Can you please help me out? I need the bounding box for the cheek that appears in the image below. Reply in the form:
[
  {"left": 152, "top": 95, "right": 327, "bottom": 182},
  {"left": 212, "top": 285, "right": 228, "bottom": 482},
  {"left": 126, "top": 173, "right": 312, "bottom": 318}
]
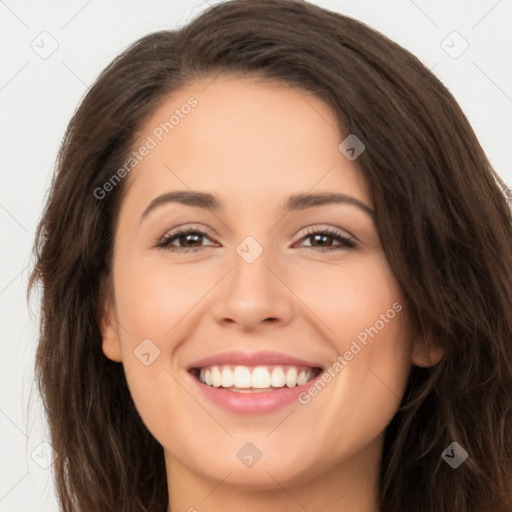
[
  {"left": 111, "top": 256, "right": 200, "bottom": 442},
  {"left": 111, "top": 257, "right": 221, "bottom": 426},
  {"left": 291, "top": 254, "right": 411, "bottom": 439},
  {"left": 289, "top": 252, "right": 405, "bottom": 346},
  {"left": 113, "top": 256, "right": 216, "bottom": 344},
  {"left": 296, "top": 310, "right": 411, "bottom": 467}
]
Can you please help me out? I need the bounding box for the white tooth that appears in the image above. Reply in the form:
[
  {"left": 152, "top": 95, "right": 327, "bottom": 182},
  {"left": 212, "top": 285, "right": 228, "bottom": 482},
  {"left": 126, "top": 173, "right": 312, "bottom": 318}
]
[
  {"left": 270, "top": 367, "right": 286, "bottom": 387},
  {"left": 297, "top": 370, "right": 307, "bottom": 385},
  {"left": 233, "top": 366, "right": 252, "bottom": 388},
  {"left": 204, "top": 369, "right": 212, "bottom": 386},
  {"left": 211, "top": 366, "right": 222, "bottom": 387},
  {"left": 230, "top": 388, "right": 274, "bottom": 393},
  {"left": 251, "top": 366, "right": 271, "bottom": 388},
  {"left": 221, "top": 367, "right": 234, "bottom": 387},
  {"left": 285, "top": 367, "right": 298, "bottom": 387}
]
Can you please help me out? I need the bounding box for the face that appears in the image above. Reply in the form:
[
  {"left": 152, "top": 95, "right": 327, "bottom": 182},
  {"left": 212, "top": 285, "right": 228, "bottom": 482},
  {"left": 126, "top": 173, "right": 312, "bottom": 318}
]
[{"left": 100, "top": 75, "right": 438, "bottom": 494}]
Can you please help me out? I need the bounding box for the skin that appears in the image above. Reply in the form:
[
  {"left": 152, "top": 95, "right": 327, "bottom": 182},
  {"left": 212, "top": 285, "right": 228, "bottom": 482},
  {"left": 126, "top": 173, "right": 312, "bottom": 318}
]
[{"left": 100, "top": 74, "right": 442, "bottom": 512}]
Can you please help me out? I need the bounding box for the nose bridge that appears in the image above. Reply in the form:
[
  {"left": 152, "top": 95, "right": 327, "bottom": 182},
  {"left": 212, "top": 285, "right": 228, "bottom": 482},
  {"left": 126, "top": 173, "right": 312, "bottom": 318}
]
[
  {"left": 211, "top": 226, "right": 295, "bottom": 329},
  {"left": 228, "top": 205, "right": 277, "bottom": 278},
  {"left": 231, "top": 231, "right": 277, "bottom": 297}
]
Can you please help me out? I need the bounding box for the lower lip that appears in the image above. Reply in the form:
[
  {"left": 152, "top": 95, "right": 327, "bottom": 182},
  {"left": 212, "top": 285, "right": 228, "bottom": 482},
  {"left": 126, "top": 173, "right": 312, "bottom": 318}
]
[{"left": 188, "top": 370, "right": 323, "bottom": 415}]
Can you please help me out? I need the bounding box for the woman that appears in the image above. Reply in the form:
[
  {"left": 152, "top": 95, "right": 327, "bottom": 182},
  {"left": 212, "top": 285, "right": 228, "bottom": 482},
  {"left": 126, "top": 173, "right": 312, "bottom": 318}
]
[{"left": 28, "top": 0, "right": 512, "bottom": 511}]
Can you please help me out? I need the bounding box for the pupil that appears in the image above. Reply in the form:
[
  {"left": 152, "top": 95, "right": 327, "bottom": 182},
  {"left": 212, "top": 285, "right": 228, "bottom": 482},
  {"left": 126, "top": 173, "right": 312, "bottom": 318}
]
[
  {"left": 314, "top": 234, "right": 329, "bottom": 246},
  {"left": 182, "top": 233, "right": 201, "bottom": 246}
]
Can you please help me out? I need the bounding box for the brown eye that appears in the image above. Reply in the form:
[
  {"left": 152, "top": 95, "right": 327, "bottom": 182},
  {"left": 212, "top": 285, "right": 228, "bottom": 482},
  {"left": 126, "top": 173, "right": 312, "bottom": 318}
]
[
  {"left": 296, "top": 227, "right": 357, "bottom": 252},
  {"left": 156, "top": 225, "right": 217, "bottom": 252}
]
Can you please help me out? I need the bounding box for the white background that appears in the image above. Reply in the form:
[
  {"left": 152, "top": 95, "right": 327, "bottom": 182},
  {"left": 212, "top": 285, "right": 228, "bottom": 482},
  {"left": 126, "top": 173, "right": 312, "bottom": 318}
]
[{"left": 1, "top": 0, "right": 511, "bottom": 510}]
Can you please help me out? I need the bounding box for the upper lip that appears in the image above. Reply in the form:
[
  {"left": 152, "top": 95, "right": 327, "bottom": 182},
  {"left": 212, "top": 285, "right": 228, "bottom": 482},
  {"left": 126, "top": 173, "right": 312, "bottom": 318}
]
[{"left": 187, "top": 350, "right": 324, "bottom": 370}]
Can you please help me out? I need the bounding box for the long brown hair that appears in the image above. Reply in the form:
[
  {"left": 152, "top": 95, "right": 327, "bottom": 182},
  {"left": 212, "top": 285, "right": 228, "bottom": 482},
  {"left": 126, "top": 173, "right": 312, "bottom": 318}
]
[{"left": 28, "top": 1, "right": 512, "bottom": 510}]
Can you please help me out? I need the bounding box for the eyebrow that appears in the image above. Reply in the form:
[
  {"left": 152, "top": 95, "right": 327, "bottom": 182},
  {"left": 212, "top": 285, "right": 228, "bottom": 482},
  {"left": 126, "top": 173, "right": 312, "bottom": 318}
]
[{"left": 140, "top": 190, "right": 375, "bottom": 222}]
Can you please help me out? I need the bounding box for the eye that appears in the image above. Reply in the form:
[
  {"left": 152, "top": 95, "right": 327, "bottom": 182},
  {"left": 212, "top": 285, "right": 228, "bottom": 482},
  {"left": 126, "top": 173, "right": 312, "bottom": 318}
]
[
  {"left": 156, "top": 224, "right": 217, "bottom": 253},
  {"left": 294, "top": 226, "right": 357, "bottom": 252},
  {"left": 155, "top": 224, "right": 357, "bottom": 253}
]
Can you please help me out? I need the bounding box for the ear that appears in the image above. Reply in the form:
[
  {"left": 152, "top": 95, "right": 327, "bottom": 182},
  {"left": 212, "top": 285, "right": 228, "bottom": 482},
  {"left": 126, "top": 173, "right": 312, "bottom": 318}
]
[
  {"left": 98, "top": 275, "right": 122, "bottom": 362},
  {"left": 411, "top": 334, "right": 444, "bottom": 368}
]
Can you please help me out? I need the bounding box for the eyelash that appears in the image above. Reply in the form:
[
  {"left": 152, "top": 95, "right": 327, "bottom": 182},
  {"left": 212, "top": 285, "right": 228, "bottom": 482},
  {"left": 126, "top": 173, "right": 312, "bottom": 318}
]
[{"left": 155, "top": 224, "right": 357, "bottom": 253}]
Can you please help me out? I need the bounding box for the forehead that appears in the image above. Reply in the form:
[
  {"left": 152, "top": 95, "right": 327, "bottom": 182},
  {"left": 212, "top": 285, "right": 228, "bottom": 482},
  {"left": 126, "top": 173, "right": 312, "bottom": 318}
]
[{"left": 123, "top": 75, "right": 371, "bottom": 215}]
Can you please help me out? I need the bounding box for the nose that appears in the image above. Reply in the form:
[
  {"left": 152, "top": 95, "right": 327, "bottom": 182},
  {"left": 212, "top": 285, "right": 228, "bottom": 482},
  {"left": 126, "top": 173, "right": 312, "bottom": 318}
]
[{"left": 211, "top": 239, "right": 295, "bottom": 332}]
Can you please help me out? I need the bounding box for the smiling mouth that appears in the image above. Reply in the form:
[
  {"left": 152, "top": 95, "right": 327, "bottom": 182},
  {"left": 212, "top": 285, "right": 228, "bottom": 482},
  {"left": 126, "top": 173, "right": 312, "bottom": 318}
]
[{"left": 189, "top": 364, "right": 323, "bottom": 392}]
